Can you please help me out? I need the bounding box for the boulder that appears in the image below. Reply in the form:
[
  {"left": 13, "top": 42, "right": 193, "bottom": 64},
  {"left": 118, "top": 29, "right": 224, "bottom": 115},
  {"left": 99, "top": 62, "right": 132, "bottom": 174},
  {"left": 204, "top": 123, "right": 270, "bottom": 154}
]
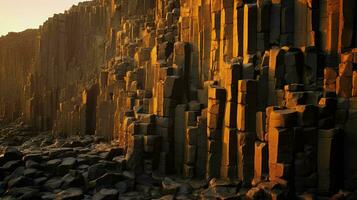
[
  {"left": 246, "top": 187, "right": 269, "bottom": 199},
  {"left": 1, "top": 160, "right": 23, "bottom": 172},
  {"left": 25, "top": 160, "right": 41, "bottom": 169},
  {"left": 92, "top": 173, "right": 128, "bottom": 191},
  {"left": 57, "top": 157, "right": 76, "bottom": 176},
  {"left": 34, "top": 177, "right": 48, "bottom": 186},
  {"left": 104, "top": 148, "right": 124, "bottom": 161},
  {"left": 48, "top": 148, "right": 73, "bottom": 159},
  {"left": 61, "top": 172, "right": 85, "bottom": 189},
  {"left": 23, "top": 153, "right": 43, "bottom": 163},
  {"left": 23, "top": 168, "right": 41, "bottom": 178},
  {"left": 3, "top": 166, "right": 25, "bottom": 183},
  {"left": 88, "top": 163, "right": 110, "bottom": 180},
  {"left": 46, "top": 159, "right": 62, "bottom": 169},
  {"left": 3, "top": 147, "right": 23, "bottom": 162},
  {"left": 93, "top": 188, "right": 119, "bottom": 200},
  {"left": 42, "top": 192, "right": 56, "bottom": 200},
  {"left": 56, "top": 188, "right": 83, "bottom": 200},
  {"left": 44, "top": 177, "right": 63, "bottom": 191},
  {"left": 162, "top": 177, "right": 180, "bottom": 194},
  {"left": 5, "top": 186, "right": 40, "bottom": 199},
  {"left": 7, "top": 176, "right": 33, "bottom": 188}
]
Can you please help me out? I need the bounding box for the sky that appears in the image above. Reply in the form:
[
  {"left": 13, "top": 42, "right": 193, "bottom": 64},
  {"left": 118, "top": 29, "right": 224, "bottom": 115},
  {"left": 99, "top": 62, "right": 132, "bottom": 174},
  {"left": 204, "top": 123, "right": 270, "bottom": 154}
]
[{"left": 0, "top": 0, "right": 88, "bottom": 36}]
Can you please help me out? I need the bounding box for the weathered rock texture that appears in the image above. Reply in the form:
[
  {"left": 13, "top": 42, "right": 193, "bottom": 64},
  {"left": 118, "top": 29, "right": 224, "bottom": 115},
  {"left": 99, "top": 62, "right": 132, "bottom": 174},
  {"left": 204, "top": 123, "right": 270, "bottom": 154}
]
[
  {"left": 1, "top": 0, "right": 357, "bottom": 198},
  {"left": 0, "top": 30, "right": 39, "bottom": 124}
]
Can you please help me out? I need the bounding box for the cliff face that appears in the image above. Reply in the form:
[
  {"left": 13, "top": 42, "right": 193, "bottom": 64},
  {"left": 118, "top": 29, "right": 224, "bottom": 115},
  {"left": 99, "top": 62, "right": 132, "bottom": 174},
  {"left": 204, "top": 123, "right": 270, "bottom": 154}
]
[
  {"left": 1, "top": 0, "right": 357, "bottom": 197},
  {"left": 35, "top": 1, "right": 114, "bottom": 134},
  {"left": 0, "top": 30, "right": 39, "bottom": 122}
]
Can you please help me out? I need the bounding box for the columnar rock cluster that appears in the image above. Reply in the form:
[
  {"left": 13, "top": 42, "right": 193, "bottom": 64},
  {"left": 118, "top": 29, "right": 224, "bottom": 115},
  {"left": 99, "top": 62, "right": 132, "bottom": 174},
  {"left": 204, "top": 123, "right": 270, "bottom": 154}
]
[
  {"left": 0, "top": 30, "right": 39, "bottom": 123},
  {"left": 1, "top": 0, "right": 357, "bottom": 198}
]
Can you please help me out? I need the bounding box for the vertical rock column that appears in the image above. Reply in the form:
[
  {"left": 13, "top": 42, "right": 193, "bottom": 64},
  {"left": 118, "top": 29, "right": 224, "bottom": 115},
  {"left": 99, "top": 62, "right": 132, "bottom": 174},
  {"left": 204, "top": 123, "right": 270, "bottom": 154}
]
[
  {"left": 210, "top": 0, "right": 221, "bottom": 79},
  {"left": 344, "top": 105, "right": 357, "bottom": 191},
  {"left": 206, "top": 85, "right": 226, "bottom": 179},
  {"left": 336, "top": 52, "right": 353, "bottom": 98},
  {"left": 155, "top": 74, "right": 181, "bottom": 174},
  {"left": 243, "top": 4, "right": 257, "bottom": 59},
  {"left": 0, "top": 30, "right": 39, "bottom": 124},
  {"left": 182, "top": 100, "right": 207, "bottom": 179},
  {"left": 320, "top": 0, "right": 340, "bottom": 65},
  {"left": 198, "top": 0, "right": 212, "bottom": 84},
  {"left": 338, "top": 0, "right": 357, "bottom": 51},
  {"left": 219, "top": 0, "right": 234, "bottom": 71},
  {"left": 280, "top": 0, "right": 294, "bottom": 46},
  {"left": 233, "top": 0, "right": 244, "bottom": 58},
  {"left": 352, "top": 70, "right": 357, "bottom": 97},
  {"left": 237, "top": 79, "right": 258, "bottom": 186},
  {"left": 323, "top": 67, "right": 338, "bottom": 96},
  {"left": 196, "top": 109, "right": 208, "bottom": 179},
  {"left": 343, "top": 51, "right": 357, "bottom": 191},
  {"left": 256, "top": 0, "right": 271, "bottom": 52},
  {"left": 293, "top": 104, "right": 319, "bottom": 193},
  {"left": 96, "top": 71, "right": 115, "bottom": 141},
  {"left": 268, "top": 109, "right": 297, "bottom": 189},
  {"left": 174, "top": 104, "right": 186, "bottom": 174},
  {"left": 184, "top": 122, "right": 198, "bottom": 178},
  {"left": 253, "top": 140, "right": 268, "bottom": 185},
  {"left": 268, "top": 47, "right": 286, "bottom": 106},
  {"left": 221, "top": 62, "right": 242, "bottom": 179},
  {"left": 317, "top": 128, "right": 343, "bottom": 195},
  {"left": 270, "top": 0, "right": 281, "bottom": 45}
]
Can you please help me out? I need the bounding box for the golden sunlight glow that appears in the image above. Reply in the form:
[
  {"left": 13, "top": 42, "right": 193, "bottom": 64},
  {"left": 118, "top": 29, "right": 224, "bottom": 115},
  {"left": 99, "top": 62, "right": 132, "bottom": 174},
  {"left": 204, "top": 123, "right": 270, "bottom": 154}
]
[{"left": 0, "top": 0, "right": 88, "bottom": 36}]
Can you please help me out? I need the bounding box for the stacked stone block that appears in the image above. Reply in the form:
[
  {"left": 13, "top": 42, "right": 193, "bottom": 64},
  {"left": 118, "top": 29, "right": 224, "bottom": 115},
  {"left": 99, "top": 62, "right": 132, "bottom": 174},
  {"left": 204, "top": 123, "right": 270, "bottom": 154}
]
[
  {"left": 293, "top": 105, "right": 319, "bottom": 193},
  {"left": 302, "top": 47, "right": 319, "bottom": 90},
  {"left": 317, "top": 128, "right": 343, "bottom": 195},
  {"left": 237, "top": 79, "right": 257, "bottom": 186},
  {"left": 344, "top": 104, "right": 357, "bottom": 191},
  {"left": 206, "top": 85, "right": 226, "bottom": 179},
  {"left": 284, "top": 49, "right": 304, "bottom": 86},
  {"left": 268, "top": 47, "right": 286, "bottom": 105},
  {"left": 324, "top": 67, "right": 338, "bottom": 95},
  {"left": 233, "top": 0, "right": 244, "bottom": 58},
  {"left": 196, "top": 110, "right": 208, "bottom": 179},
  {"left": 154, "top": 73, "right": 182, "bottom": 174},
  {"left": 243, "top": 4, "right": 257, "bottom": 59},
  {"left": 174, "top": 104, "right": 186, "bottom": 174},
  {"left": 342, "top": 50, "right": 357, "bottom": 191},
  {"left": 256, "top": 0, "right": 271, "bottom": 52},
  {"left": 182, "top": 102, "right": 204, "bottom": 178},
  {"left": 219, "top": 0, "right": 234, "bottom": 66},
  {"left": 336, "top": 52, "right": 353, "bottom": 98},
  {"left": 269, "top": 1, "right": 281, "bottom": 45},
  {"left": 268, "top": 109, "right": 297, "bottom": 190},
  {"left": 210, "top": 6, "right": 221, "bottom": 78},
  {"left": 221, "top": 62, "right": 242, "bottom": 179}
]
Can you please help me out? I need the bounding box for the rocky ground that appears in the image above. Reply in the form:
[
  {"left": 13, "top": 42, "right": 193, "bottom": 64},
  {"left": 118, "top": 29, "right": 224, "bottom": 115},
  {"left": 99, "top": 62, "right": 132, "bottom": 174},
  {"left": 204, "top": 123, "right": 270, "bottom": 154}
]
[
  {"left": 0, "top": 122, "right": 222, "bottom": 200},
  {"left": 0, "top": 121, "right": 356, "bottom": 200}
]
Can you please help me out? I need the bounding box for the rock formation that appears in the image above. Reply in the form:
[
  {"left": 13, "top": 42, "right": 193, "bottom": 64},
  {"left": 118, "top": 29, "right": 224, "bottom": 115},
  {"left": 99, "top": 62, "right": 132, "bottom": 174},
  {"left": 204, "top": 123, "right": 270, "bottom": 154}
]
[{"left": 1, "top": 0, "right": 357, "bottom": 199}]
